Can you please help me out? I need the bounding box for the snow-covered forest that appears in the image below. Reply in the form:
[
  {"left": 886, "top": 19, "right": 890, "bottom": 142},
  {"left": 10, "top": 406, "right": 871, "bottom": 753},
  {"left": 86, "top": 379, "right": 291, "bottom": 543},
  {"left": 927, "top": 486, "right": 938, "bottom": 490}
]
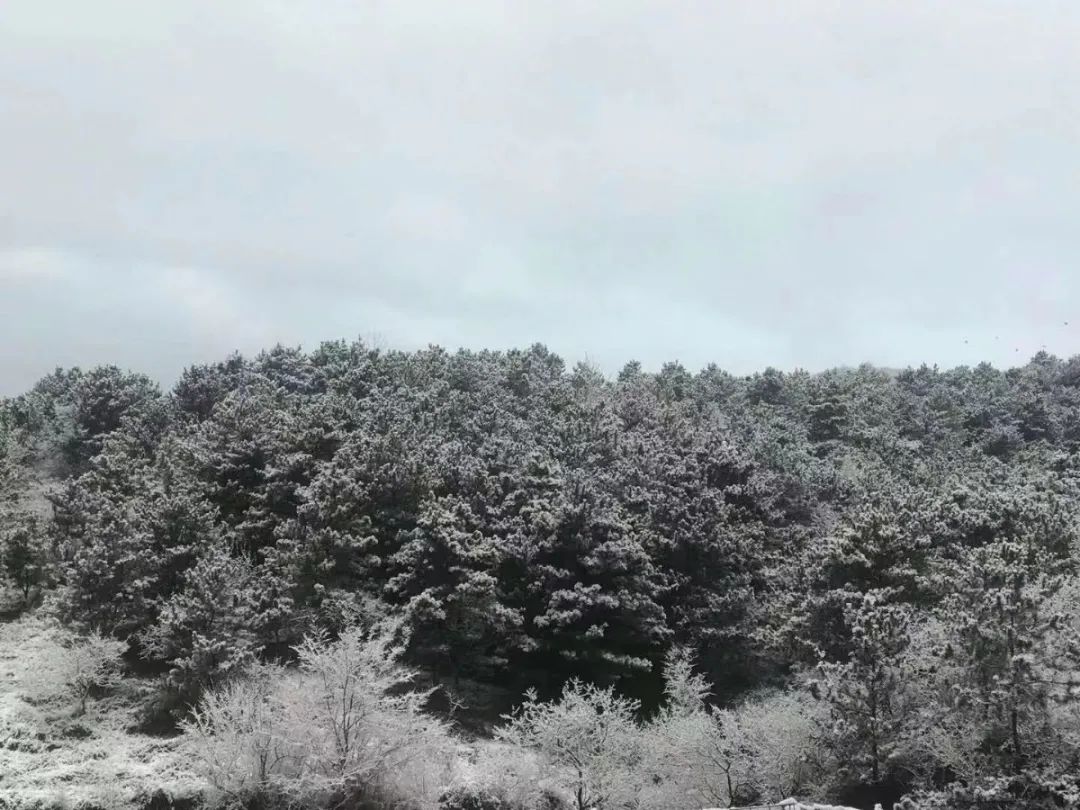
[{"left": 4, "top": 343, "right": 1080, "bottom": 809}]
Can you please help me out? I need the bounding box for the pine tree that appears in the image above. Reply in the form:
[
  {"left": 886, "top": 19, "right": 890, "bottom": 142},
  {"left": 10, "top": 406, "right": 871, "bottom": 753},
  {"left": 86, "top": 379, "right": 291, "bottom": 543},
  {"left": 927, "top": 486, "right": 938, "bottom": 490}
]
[
  {"left": 814, "top": 593, "right": 913, "bottom": 787},
  {"left": 1, "top": 514, "right": 48, "bottom": 604},
  {"left": 938, "top": 539, "right": 1078, "bottom": 773},
  {"left": 386, "top": 494, "right": 520, "bottom": 682},
  {"left": 139, "top": 542, "right": 270, "bottom": 689}
]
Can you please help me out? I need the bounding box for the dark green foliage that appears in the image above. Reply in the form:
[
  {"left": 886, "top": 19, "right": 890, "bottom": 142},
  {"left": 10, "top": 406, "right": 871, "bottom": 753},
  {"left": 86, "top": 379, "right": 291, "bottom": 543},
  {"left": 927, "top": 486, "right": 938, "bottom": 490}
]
[
  {"left": 63, "top": 366, "right": 163, "bottom": 469},
  {"left": 0, "top": 515, "right": 47, "bottom": 604},
  {"left": 139, "top": 542, "right": 275, "bottom": 690},
  {"left": 387, "top": 494, "right": 518, "bottom": 682},
  {"left": 936, "top": 538, "right": 1080, "bottom": 774},
  {"left": 814, "top": 594, "right": 913, "bottom": 786}
]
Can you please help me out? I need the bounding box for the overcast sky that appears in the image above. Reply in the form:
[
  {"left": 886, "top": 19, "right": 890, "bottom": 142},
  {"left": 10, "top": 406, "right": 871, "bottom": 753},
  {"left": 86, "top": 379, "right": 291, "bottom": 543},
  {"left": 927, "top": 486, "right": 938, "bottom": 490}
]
[{"left": 3, "top": 2, "right": 1080, "bottom": 395}]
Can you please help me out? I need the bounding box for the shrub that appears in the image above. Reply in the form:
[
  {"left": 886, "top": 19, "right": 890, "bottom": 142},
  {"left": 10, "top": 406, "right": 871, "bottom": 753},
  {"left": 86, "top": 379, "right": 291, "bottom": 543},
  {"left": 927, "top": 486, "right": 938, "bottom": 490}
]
[
  {"left": 495, "top": 680, "right": 644, "bottom": 810},
  {"left": 52, "top": 629, "right": 127, "bottom": 716},
  {"left": 438, "top": 784, "right": 507, "bottom": 810},
  {"left": 181, "top": 663, "right": 299, "bottom": 808},
  {"left": 452, "top": 741, "right": 553, "bottom": 810},
  {"left": 649, "top": 651, "right": 830, "bottom": 807},
  {"left": 182, "top": 619, "right": 457, "bottom": 809}
]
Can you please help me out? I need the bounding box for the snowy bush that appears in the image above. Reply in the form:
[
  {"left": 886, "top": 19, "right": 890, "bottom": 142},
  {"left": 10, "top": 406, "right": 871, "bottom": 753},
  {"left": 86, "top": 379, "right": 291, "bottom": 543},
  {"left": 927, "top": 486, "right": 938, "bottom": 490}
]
[
  {"left": 61, "top": 630, "right": 127, "bottom": 716},
  {"left": 182, "top": 618, "right": 457, "bottom": 809},
  {"left": 438, "top": 784, "right": 508, "bottom": 810},
  {"left": 452, "top": 741, "right": 555, "bottom": 810},
  {"left": 181, "top": 662, "right": 300, "bottom": 807},
  {"left": 23, "top": 626, "right": 127, "bottom": 716},
  {"left": 649, "top": 650, "right": 830, "bottom": 808},
  {"left": 495, "top": 679, "right": 645, "bottom": 810}
]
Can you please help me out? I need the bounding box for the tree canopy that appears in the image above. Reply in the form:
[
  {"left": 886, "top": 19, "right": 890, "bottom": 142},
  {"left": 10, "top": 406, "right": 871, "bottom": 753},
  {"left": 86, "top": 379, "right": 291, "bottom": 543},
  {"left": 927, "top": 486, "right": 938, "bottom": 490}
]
[{"left": 5, "top": 342, "right": 1080, "bottom": 807}]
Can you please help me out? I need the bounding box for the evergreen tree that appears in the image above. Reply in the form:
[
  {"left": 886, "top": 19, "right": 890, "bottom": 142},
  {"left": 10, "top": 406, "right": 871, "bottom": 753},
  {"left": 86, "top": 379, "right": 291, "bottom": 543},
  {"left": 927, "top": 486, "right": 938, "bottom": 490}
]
[
  {"left": 937, "top": 539, "right": 1079, "bottom": 773},
  {"left": 387, "top": 495, "right": 518, "bottom": 681},
  {"left": 140, "top": 542, "right": 273, "bottom": 689},
  {"left": 0, "top": 514, "right": 48, "bottom": 604},
  {"left": 814, "top": 593, "right": 913, "bottom": 788}
]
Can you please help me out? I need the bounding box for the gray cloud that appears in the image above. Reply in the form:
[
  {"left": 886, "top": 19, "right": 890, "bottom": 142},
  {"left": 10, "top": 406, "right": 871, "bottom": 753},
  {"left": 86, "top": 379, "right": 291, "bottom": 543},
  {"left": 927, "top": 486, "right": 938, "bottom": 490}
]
[{"left": 3, "top": 1, "right": 1080, "bottom": 395}]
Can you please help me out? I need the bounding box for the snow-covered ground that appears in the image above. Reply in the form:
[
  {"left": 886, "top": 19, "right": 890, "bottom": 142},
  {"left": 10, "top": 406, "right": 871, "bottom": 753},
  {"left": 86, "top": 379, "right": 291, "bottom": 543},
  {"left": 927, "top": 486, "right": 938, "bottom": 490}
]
[{"left": 0, "top": 612, "right": 203, "bottom": 809}]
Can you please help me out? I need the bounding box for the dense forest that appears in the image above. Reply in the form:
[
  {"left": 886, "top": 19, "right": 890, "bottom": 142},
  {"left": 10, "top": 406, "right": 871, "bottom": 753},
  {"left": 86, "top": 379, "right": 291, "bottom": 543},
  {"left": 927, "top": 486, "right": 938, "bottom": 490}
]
[{"left": 4, "top": 341, "right": 1080, "bottom": 810}]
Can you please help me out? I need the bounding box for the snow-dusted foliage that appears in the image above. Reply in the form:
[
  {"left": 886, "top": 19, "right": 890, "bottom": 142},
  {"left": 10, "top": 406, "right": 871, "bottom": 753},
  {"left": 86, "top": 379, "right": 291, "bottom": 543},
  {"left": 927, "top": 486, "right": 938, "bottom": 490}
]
[
  {"left": 648, "top": 650, "right": 829, "bottom": 808},
  {"left": 7, "top": 345, "right": 1080, "bottom": 807},
  {"left": 0, "top": 513, "right": 48, "bottom": 605},
  {"left": 60, "top": 630, "right": 128, "bottom": 716},
  {"left": 182, "top": 618, "right": 457, "bottom": 809},
  {"left": 139, "top": 542, "right": 270, "bottom": 689},
  {"left": 495, "top": 679, "right": 645, "bottom": 810}
]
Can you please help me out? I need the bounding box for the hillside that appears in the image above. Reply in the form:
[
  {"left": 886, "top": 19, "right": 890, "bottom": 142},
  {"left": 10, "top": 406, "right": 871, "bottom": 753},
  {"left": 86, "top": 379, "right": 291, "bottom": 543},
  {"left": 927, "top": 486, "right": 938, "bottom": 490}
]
[{"left": 4, "top": 343, "right": 1080, "bottom": 809}]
